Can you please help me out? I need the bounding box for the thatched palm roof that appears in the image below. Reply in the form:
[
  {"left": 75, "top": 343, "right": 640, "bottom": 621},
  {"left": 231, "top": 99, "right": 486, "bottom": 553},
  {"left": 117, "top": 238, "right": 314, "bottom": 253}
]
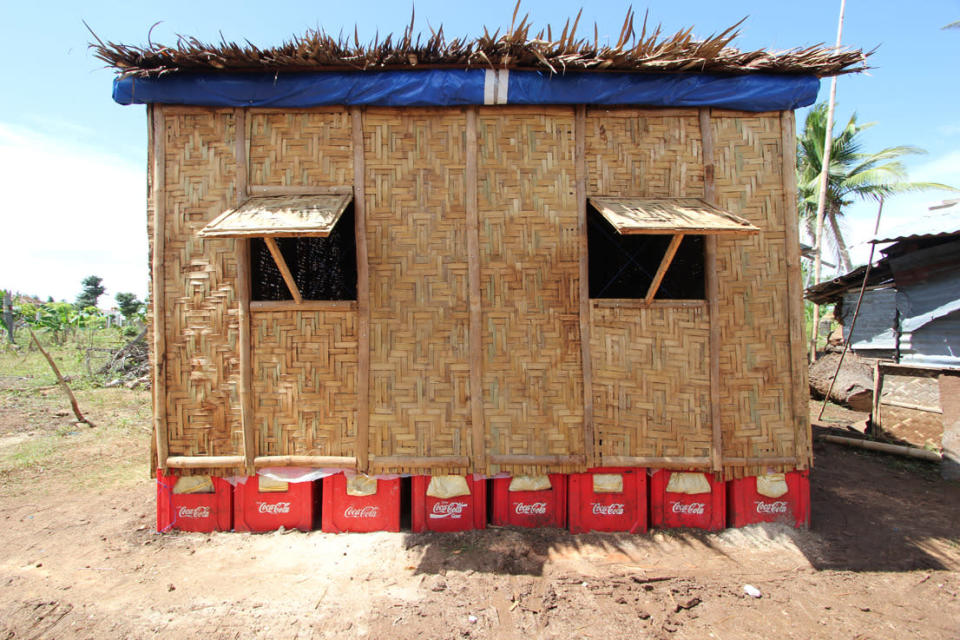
[{"left": 90, "top": 8, "right": 867, "bottom": 78}]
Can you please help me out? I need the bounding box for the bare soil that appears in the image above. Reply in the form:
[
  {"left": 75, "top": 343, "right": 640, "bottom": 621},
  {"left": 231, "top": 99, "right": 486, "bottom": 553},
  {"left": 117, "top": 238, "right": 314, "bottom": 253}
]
[{"left": 1, "top": 385, "right": 959, "bottom": 639}]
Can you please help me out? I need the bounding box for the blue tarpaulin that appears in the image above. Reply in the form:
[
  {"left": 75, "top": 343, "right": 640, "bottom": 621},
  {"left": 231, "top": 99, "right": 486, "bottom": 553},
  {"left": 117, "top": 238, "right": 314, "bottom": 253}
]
[{"left": 113, "top": 69, "right": 819, "bottom": 112}]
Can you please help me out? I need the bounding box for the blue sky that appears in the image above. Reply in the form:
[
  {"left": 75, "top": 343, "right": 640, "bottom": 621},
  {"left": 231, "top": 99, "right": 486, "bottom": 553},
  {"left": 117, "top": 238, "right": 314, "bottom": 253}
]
[{"left": 1, "top": 0, "right": 958, "bottom": 303}]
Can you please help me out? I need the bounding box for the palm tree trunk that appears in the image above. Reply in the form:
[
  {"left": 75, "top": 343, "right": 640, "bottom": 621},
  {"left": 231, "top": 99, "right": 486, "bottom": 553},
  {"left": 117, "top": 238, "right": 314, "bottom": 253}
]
[{"left": 828, "top": 208, "right": 853, "bottom": 273}]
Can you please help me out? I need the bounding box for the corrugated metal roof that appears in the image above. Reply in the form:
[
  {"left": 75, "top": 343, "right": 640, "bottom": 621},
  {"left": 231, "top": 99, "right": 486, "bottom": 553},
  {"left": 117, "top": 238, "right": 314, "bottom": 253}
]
[{"left": 872, "top": 199, "right": 960, "bottom": 243}]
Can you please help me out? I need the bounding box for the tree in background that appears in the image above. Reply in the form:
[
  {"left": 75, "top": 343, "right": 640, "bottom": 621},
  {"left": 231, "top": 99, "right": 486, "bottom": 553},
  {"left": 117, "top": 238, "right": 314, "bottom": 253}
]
[
  {"left": 796, "top": 103, "right": 954, "bottom": 273},
  {"left": 114, "top": 293, "right": 144, "bottom": 322},
  {"left": 76, "top": 276, "right": 106, "bottom": 310}
]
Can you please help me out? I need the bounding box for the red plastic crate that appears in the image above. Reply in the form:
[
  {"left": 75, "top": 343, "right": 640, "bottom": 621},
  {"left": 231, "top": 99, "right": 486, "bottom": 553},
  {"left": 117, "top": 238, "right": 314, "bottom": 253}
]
[
  {"left": 156, "top": 470, "right": 232, "bottom": 533},
  {"left": 491, "top": 474, "right": 567, "bottom": 528},
  {"left": 649, "top": 470, "right": 726, "bottom": 531},
  {"left": 321, "top": 474, "right": 401, "bottom": 533},
  {"left": 568, "top": 468, "right": 647, "bottom": 534},
  {"left": 234, "top": 476, "right": 314, "bottom": 532},
  {"left": 727, "top": 471, "right": 810, "bottom": 528},
  {"left": 412, "top": 474, "right": 486, "bottom": 533}
]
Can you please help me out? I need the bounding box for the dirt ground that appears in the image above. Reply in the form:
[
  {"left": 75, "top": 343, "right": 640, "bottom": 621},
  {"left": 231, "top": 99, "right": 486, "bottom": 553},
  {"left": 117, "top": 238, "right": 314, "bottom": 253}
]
[{"left": 1, "top": 381, "right": 959, "bottom": 639}]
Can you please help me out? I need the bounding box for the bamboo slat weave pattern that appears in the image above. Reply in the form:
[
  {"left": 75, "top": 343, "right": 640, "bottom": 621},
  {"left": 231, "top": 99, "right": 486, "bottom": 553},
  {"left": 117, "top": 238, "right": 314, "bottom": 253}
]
[
  {"left": 591, "top": 304, "right": 712, "bottom": 459},
  {"left": 248, "top": 111, "right": 353, "bottom": 187},
  {"left": 711, "top": 112, "right": 801, "bottom": 477},
  {"left": 585, "top": 110, "right": 703, "bottom": 197},
  {"left": 251, "top": 310, "right": 358, "bottom": 456},
  {"left": 162, "top": 109, "right": 243, "bottom": 458},
  {"left": 477, "top": 108, "right": 585, "bottom": 475},
  {"left": 363, "top": 109, "right": 473, "bottom": 475}
]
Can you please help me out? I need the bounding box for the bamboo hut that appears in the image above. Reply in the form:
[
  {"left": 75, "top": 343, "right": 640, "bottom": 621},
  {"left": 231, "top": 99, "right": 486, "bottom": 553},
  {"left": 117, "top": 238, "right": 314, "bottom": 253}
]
[{"left": 95, "top": 11, "right": 865, "bottom": 485}]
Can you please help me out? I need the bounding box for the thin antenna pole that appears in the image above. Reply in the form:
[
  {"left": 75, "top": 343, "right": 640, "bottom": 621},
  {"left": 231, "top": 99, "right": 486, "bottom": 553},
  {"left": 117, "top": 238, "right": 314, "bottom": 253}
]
[{"left": 810, "top": 0, "right": 847, "bottom": 363}]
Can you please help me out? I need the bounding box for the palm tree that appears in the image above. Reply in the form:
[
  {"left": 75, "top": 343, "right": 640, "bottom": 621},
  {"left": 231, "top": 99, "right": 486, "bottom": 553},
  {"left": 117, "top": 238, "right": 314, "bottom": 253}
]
[{"left": 796, "top": 103, "right": 953, "bottom": 273}]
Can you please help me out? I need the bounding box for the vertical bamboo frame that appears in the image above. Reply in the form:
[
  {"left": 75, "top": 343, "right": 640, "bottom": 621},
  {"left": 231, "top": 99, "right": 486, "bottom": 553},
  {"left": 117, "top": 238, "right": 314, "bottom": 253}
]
[
  {"left": 351, "top": 107, "right": 371, "bottom": 472},
  {"left": 150, "top": 104, "right": 169, "bottom": 472},
  {"left": 699, "top": 108, "right": 723, "bottom": 472},
  {"left": 465, "top": 108, "right": 486, "bottom": 471},
  {"left": 575, "top": 106, "right": 595, "bottom": 468},
  {"left": 234, "top": 108, "right": 256, "bottom": 476},
  {"left": 781, "top": 110, "right": 811, "bottom": 469}
]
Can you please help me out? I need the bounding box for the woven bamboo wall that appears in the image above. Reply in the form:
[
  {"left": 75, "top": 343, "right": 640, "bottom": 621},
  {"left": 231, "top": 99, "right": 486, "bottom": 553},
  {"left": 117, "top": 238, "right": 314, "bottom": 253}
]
[
  {"left": 477, "top": 107, "right": 585, "bottom": 475},
  {"left": 251, "top": 309, "right": 358, "bottom": 456},
  {"left": 248, "top": 110, "right": 353, "bottom": 187},
  {"left": 161, "top": 108, "right": 243, "bottom": 459},
  {"left": 591, "top": 303, "right": 712, "bottom": 459},
  {"left": 712, "top": 112, "right": 802, "bottom": 477},
  {"left": 363, "top": 109, "right": 473, "bottom": 475},
  {"left": 152, "top": 104, "right": 807, "bottom": 479}
]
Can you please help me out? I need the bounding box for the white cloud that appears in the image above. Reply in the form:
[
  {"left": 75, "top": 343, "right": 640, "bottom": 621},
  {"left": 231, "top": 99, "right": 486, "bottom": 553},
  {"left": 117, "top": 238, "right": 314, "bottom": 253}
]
[{"left": 0, "top": 122, "right": 148, "bottom": 305}]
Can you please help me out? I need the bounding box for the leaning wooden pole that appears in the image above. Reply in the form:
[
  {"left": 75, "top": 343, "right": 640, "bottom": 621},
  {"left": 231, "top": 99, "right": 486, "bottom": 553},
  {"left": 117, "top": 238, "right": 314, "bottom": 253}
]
[
  {"left": 28, "top": 328, "right": 95, "bottom": 428},
  {"left": 810, "top": 0, "right": 847, "bottom": 363}
]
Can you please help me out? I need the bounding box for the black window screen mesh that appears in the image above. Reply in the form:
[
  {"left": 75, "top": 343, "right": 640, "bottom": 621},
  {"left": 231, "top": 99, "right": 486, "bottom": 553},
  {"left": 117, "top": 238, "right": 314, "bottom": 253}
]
[
  {"left": 251, "top": 206, "right": 357, "bottom": 301},
  {"left": 587, "top": 208, "right": 704, "bottom": 299}
]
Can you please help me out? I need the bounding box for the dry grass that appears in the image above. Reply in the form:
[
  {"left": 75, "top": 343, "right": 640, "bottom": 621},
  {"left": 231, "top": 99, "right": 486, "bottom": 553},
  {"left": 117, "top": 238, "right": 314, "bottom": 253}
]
[{"left": 90, "top": 6, "right": 867, "bottom": 78}]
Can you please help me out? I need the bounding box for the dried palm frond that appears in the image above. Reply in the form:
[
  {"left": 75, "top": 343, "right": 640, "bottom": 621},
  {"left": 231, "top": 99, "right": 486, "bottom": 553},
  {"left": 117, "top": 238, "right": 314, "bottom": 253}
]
[{"left": 89, "top": 5, "right": 868, "bottom": 78}]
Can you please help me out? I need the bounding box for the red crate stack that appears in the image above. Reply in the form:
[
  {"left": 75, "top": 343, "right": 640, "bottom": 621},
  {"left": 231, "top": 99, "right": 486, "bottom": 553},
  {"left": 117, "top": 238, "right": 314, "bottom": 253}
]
[
  {"left": 156, "top": 470, "right": 232, "bottom": 533},
  {"left": 491, "top": 474, "right": 567, "bottom": 528},
  {"left": 727, "top": 471, "right": 810, "bottom": 528},
  {"left": 568, "top": 468, "right": 647, "bottom": 534},
  {"left": 321, "top": 473, "right": 401, "bottom": 533},
  {"left": 412, "top": 474, "right": 486, "bottom": 533},
  {"left": 234, "top": 476, "right": 314, "bottom": 532},
  {"left": 649, "top": 470, "right": 726, "bottom": 531}
]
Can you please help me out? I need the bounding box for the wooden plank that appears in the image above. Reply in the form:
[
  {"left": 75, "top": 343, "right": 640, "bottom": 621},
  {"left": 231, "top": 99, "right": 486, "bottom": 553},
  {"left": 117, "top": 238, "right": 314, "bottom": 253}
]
[
  {"left": 248, "top": 185, "right": 353, "bottom": 196},
  {"left": 724, "top": 457, "right": 800, "bottom": 466},
  {"left": 871, "top": 360, "right": 883, "bottom": 431},
  {"left": 370, "top": 456, "right": 470, "bottom": 468},
  {"left": 602, "top": 455, "right": 712, "bottom": 469},
  {"left": 586, "top": 106, "right": 700, "bottom": 119},
  {"left": 781, "top": 110, "right": 811, "bottom": 469},
  {"left": 644, "top": 233, "right": 684, "bottom": 304},
  {"left": 263, "top": 236, "right": 303, "bottom": 303},
  {"left": 700, "top": 108, "right": 723, "bottom": 473},
  {"left": 576, "top": 105, "right": 595, "bottom": 468},
  {"left": 465, "top": 107, "right": 486, "bottom": 473},
  {"left": 352, "top": 107, "right": 371, "bottom": 473},
  {"left": 254, "top": 455, "right": 357, "bottom": 468},
  {"left": 151, "top": 104, "right": 169, "bottom": 472},
  {"left": 235, "top": 107, "right": 255, "bottom": 476},
  {"left": 166, "top": 455, "right": 245, "bottom": 469},
  {"left": 489, "top": 454, "right": 586, "bottom": 466},
  {"left": 250, "top": 300, "right": 357, "bottom": 312}
]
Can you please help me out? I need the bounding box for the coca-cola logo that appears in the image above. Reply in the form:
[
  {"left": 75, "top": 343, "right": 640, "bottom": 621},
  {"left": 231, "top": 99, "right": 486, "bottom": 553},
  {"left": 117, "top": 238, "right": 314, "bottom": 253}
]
[
  {"left": 177, "top": 506, "right": 210, "bottom": 519},
  {"left": 344, "top": 505, "right": 379, "bottom": 519},
  {"left": 514, "top": 502, "right": 547, "bottom": 515},
  {"left": 591, "top": 503, "right": 625, "bottom": 516},
  {"left": 755, "top": 500, "right": 789, "bottom": 515},
  {"left": 257, "top": 501, "right": 291, "bottom": 514},
  {"left": 670, "top": 501, "right": 705, "bottom": 515},
  {"left": 429, "top": 501, "right": 468, "bottom": 519}
]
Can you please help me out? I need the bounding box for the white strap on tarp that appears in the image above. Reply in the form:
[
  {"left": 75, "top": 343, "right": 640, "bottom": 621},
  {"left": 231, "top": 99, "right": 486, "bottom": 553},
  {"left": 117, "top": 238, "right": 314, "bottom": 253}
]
[{"left": 483, "top": 69, "right": 510, "bottom": 105}]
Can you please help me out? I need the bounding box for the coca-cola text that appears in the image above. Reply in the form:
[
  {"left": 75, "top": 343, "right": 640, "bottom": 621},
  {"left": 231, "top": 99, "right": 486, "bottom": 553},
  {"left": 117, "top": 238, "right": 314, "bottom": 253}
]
[
  {"left": 429, "top": 501, "right": 468, "bottom": 519},
  {"left": 344, "top": 505, "right": 380, "bottom": 519},
  {"left": 177, "top": 505, "right": 211, "bottom": 519},
  {"left": 591, "top": 503, "right": 625, "bottom": 516},
  {"left": 670, "top": 501, "right": 706, "bottom": 515},
  {"left": 514, "top": 502, "right": 548, "bottom": 515},
  {"left": 257, "top": 501, "right": 291, "bottom": 514},
  {"left": 755, "top": 500, "right": 789, "bottom": 515}
]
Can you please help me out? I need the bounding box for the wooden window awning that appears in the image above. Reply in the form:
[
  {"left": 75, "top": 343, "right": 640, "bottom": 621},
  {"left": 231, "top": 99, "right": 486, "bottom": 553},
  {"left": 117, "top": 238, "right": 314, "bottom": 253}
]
[
  {"left": 198, "top": 193, "right": 352, "bottom": 238},
  {"left": 588, "top": 197, "right": 759, "bottom": 235}
]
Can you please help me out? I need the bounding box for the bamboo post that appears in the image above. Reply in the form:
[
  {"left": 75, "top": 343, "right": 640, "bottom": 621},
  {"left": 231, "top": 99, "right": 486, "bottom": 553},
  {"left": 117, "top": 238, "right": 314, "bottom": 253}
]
[
  {"left": 699, "top": 108, "right": 723, "bottom": 473},
  {"left": 465, "top": 107, "right": 486, "bottom": 473},
  {"left": 235, "top": 108, "right": 255, "bottom": 476},
  {"left": 351, "top": 107, "right": 370, "bottom": 473},
  {"left": 781, "top": 110, "right": 812, "bottom": 469},
  {"left": 28, "top": 328, "right": 94, "bottom": 427},
  {"left": 810, "top": 0, "right": 848, "bottom": 363},
  {"left": 575, "top": 105, "right": 595, "bottom": 467},
  {"left": 151, "top": 104, "right": 169, "bottom": 471}
]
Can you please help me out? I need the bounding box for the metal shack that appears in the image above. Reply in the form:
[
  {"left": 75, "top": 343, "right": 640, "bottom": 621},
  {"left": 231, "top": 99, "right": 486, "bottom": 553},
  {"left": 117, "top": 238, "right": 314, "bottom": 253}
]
[{"left": 97, "top": 15, "right": 864, "bottom": 496}]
